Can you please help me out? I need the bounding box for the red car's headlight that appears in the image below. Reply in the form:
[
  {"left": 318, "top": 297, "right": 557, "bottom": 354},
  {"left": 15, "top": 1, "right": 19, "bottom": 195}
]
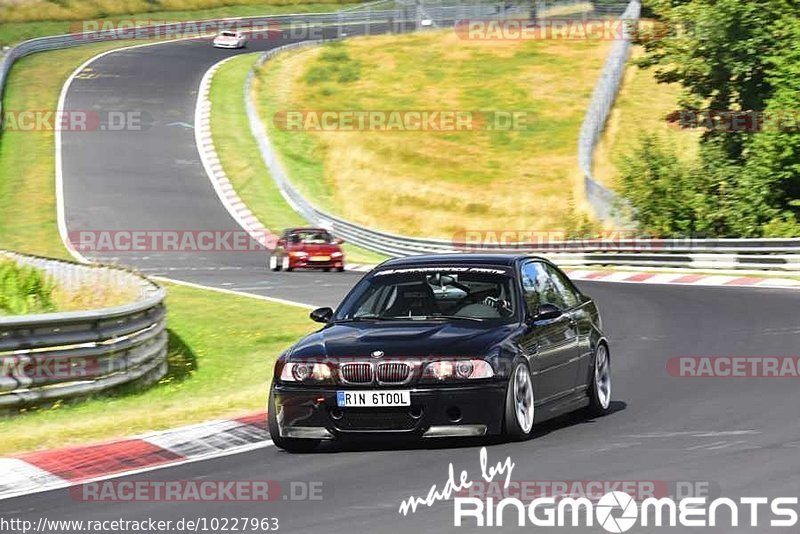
[
  {"left": 280, "top": 362, "right": 333, "bottom": 383},
  {"left": 420, "top": 359, "right": 494, "bottom": 382}
]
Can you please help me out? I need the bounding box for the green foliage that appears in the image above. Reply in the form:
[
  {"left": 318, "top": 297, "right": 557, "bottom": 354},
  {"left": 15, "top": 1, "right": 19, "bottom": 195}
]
[
  {"left": 626, "top": 0, "right": 800, "bottom": 236},
  {"left": 742, "top": 17, "right": 800, "bottom": 224},
  {"left": 0, "top": 260, "right": 55, "bottom": 315},
  {"left": 620, "top": 134, "right": 800, "bottom": 237},
  {"left": 619, "top": 135, "right": 699, "bottom": 236},
  {"left": 302, "top": 44, "right": 362, "bottom": 86}
]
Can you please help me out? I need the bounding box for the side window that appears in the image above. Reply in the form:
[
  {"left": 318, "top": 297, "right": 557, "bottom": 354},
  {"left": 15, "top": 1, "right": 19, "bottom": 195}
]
[
  {"left": 521, "top": 262, "right": 565, "bottom": 313},
  {"left": 520, "top": 263, "right": 540, "bottom": 315},
  {"left": 543, "top": 264, "right": 580, "bottom": 309}
]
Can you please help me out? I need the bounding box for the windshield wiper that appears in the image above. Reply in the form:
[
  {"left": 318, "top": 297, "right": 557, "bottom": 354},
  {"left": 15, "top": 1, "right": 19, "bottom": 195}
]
[
  {"left": 406, "top": 315, "right": 485, "bottom": 322},
  {"left": 335, "top": 315, "right": 485, "bottom": 323},
  {"left": 426, "top": 315, "right": 486, "bottom": 323},
  {"left": 333, "top": 316, "right": 402, "bottom": 323}
]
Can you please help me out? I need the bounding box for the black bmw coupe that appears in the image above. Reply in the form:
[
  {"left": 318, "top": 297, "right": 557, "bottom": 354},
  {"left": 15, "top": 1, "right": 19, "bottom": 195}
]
[{"left": 268, "top": 254, "right": 611, "bottom": 452}]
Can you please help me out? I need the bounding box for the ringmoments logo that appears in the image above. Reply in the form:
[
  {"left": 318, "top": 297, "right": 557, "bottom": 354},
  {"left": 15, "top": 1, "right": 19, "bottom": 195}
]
[{"left": 397, "top": 448, "right": 800, "bottom": 530}]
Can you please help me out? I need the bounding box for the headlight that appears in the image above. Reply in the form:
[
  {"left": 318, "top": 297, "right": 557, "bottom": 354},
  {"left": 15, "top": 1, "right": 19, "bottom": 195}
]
[
  {"left": 289, "top": 251, "right": 308, "bottom": 257},
  {"left": 280, "top": 362, "right": 333, "bottom": 383},
  {"left": 420, "top": 359, "right": 494, "bottom": 382},
  {"left": 331, "top": 251, "right": 343, "bottom": 258}
]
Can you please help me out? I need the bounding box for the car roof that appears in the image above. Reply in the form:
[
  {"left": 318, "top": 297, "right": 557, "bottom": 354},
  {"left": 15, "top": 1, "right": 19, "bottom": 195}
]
[
  {"left": 286, "top": 227, "right": 330, "bottom": 233},
  {"left": 378, "top": 253, "right": 547, "bottom": 268}
]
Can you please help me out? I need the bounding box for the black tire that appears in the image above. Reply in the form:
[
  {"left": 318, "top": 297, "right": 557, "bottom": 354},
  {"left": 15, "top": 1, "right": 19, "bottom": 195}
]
[
  {"left": 587, "top": 343, "right": 612, "bottom": 417},
  {"left": 503, "top": 361, "right": 535, "bottom": 441},
  {"left": 323, "top": 268, "right": 331, "bottom": 272},
  {"left": 336, "top": 266, "right": 345, "bottom": 272},
  {"left": 268, "top": 385, "right": 320, "bottom": 453}
]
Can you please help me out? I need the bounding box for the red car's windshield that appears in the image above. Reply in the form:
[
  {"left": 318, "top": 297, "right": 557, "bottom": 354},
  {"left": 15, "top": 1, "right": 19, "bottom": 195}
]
[{"left": 289, "top": 231, "right": 334, "bottom": 245}]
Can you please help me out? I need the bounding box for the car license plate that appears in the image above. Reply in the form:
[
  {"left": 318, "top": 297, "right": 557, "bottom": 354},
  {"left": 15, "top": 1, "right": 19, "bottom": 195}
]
[
  {"left": 310, "top": 255, "right": 330, "bottom": 261},
  {"left": 336, "top": 390, "right": 411, "bottom": 407}
]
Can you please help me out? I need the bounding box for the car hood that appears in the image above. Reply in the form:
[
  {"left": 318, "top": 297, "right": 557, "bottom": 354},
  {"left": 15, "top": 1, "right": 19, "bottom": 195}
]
[{"left": 288, "top": 321, "right": 516, "bottom": 360}]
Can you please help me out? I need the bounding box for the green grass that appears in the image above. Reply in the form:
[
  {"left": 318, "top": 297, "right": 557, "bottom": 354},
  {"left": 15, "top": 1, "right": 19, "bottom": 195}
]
[
  {"left": 0, "top": 27, "right": 318, "bottom": 454},
  {"left": 0, "top": 40, "right": 151, "bottom": 259},
  {"left": 209, "top": 53, "right": 386, "bottom": 264},
  {"left": 253, "top": 31, "right": 612, "bottom": 238},
  {"left": 0, "top": 1, "right": 361, "bottom": 46},
  {"left": 0, "top": 259, "right": 54, "bottom": 315},
  {"left": 0, "top": 282, "right": 315, "bottom": 454}
]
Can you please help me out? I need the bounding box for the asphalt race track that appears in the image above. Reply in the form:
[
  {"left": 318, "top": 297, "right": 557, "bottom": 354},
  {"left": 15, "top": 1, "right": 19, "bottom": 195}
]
[
  {"left": 4, "top": 283, "right": 800, "bottom": 532},
  {"left": 3, "top": 23, "right": 800, "bottom": 534},
  {"left": 59, "top": 25, "right": 390, "bottom": 306}
]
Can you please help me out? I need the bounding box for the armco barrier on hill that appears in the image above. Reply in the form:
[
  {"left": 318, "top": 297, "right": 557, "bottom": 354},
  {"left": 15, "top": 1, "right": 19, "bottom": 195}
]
[
  {"left": 243, "top": 14, "right": 800, "bottom": 271},
  {"left": 0, "top": 251, "right": 167, "bottom": 410}
]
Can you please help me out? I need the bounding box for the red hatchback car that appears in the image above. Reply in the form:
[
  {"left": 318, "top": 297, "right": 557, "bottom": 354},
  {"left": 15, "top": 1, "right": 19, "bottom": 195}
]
[{"left": 269, "top": 228, "right": 345, "bottom": 272}]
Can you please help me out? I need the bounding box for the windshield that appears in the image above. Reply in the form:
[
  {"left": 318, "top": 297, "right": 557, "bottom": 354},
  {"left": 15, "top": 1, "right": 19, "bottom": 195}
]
[
  {"left": 289, "top": 231, "right": 333, "bottom": 245},
  {"left": 334, "top": 266, "right": 518, "bottom": 322},
  {"left": 220, "top": 31, "right": 237, "bottom": 37}
]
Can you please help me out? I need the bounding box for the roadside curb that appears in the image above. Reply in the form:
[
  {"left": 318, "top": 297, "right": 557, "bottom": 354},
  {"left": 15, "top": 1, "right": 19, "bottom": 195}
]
[
  {"left": 195, "top": 56, "right": 278, "bottom": 250},
  {"left": 0, "top": 412, "right": 268, "bottom": 502},
  {"left": 564, "top": 268, "right": 800, "bottom": 289}
]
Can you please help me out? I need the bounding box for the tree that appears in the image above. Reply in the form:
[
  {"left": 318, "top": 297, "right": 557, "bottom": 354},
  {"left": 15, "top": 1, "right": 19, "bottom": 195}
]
[{"left": 620, "top": 0, "right": 800, "bottom": 237}]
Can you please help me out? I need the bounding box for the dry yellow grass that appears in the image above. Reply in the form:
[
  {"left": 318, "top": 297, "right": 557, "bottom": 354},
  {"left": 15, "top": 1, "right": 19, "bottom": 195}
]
[
  {"left": 256, "top": 31, "right": 612, "bottom": 238},
  {"left": 51, "top": 281, "right": 140, "bottom": 311}
]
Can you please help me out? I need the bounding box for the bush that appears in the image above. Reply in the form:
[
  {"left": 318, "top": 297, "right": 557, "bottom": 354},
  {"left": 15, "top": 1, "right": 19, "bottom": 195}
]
[
  {"left": 0, "top": 260, "right": 55, "bottom": 315},
  {"left": 619, "top": 134, "right": 800, "bottom": 237},
  {"left": 302, "top": 45, "right": 361, "bottom": 85},
  {"left": 618, "top": 135, "right": 699, "bottom": 236}
]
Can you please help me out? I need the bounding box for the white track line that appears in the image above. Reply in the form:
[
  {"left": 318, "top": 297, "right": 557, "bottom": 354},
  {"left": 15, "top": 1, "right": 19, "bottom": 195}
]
[
  {"left": 152, "top": 275, "right": 317, "bottom": 309},
  {"left": 56, "top": 38, "right": 208, "bottom": 264}
]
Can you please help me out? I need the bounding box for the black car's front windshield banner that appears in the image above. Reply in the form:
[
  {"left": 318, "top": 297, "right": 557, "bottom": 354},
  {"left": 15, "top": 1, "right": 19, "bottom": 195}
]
[{"left": 334, "top": 266, "right": 517, "bottom": 322}]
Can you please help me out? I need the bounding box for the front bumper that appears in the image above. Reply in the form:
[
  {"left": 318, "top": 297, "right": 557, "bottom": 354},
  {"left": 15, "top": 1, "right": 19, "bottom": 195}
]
[
  {"left": 213, "top": 42, "right": 242, "bottom": 48},
  {"left": 289, "top": 257, "right": 344, "bottom": 269},
  {"left": 271, "top": 382, "right": 506, "bottom": 439}
]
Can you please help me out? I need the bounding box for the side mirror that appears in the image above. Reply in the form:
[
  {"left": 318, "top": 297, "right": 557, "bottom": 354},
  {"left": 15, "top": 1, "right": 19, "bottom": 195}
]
[
  {"left": 532, "top": 303, "right": 562, "bottom": 322},
  {"left": 310, "top": 307, "right": 333, "bottom": 323},
  {"left": 276, "top": 238, "right": 285, "bottom": 247}
]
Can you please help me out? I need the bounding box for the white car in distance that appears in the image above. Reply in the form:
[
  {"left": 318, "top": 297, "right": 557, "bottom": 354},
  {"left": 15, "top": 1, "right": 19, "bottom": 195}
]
[{"left": 212, "top": 31, "right": 246, "bottom": 49}]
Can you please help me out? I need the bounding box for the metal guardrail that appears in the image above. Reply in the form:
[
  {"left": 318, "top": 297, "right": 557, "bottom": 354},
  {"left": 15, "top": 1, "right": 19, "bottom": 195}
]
[
  {"left": 0, "top": 251, "right": 167, "bottom": 409},
  {"left": 6, "top": 1, "right": 798, "bottom": 273},
  {"left": 244, "top": 20, "right": 800, "bottom": 272},
  {"left": 577, "top": 0, "right": 640, "bottom": 222}
]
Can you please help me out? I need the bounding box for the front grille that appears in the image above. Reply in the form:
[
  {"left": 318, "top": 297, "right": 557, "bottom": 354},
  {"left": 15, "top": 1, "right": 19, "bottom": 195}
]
[
  {"left": 341, "top": 362, "right": 373, "bottom": 384},
  {"left": 376, "top": 362, "right": 411, "bottom": 384},
  {"left": 336, "top": 408, "right": 417, "bottom": 431}
]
